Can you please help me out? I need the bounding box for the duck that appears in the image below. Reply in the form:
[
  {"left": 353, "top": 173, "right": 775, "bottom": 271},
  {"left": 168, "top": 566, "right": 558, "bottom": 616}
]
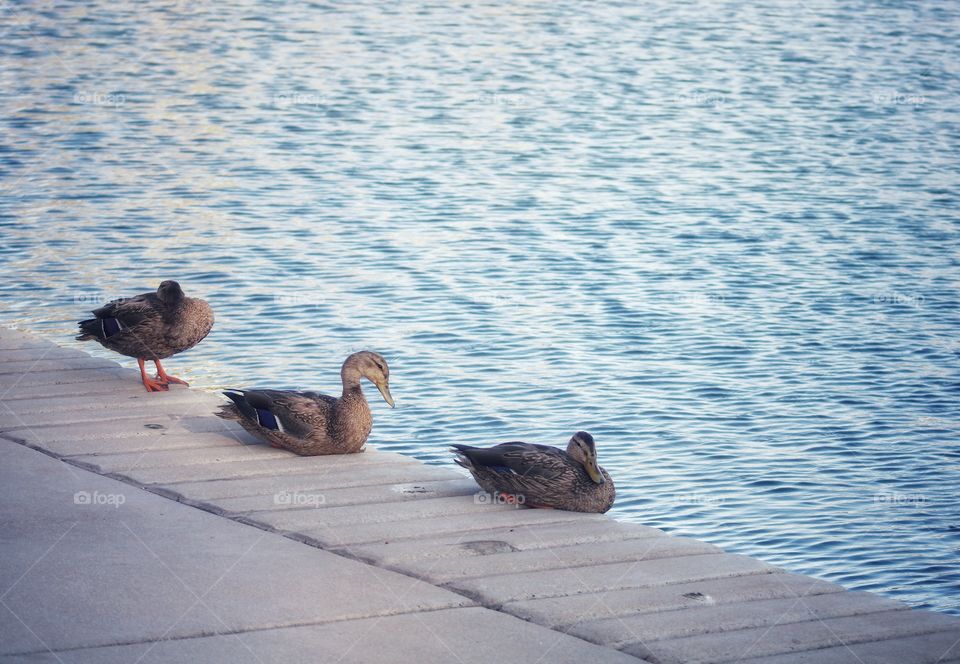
[
  {"left": 76, "top": 280, "right": 214, "bottom": 392},
  {"left": 216, "top": 351, "right": 395, "bottom": 455},
  {"left": 451, "top": 431, "right": 615, "bottom": 513}
]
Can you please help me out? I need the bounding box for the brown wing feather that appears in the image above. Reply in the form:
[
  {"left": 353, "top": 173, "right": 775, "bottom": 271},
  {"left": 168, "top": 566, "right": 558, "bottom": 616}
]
[
  {"left": 242, "top": 389, "right": 330, "bottom": 439},
  {"left": 93, "top": 292, "right": 163, "bottom": 327}
]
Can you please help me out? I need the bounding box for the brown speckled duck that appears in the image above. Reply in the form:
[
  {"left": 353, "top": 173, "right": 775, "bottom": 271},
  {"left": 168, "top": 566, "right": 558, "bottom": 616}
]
[
  {"left": 216, "top": 351, "right": 395, "bottom": 455},
  {"left": 76, "top": 280, "right": 214, "bottom": 392},
  {"left": 452, "top": 431, "right": 615, "bottom": 513}
]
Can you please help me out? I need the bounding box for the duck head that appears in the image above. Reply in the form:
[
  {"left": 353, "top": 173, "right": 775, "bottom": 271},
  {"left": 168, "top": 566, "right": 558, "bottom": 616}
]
[
  {"left": 343, "top": 351, "right": 395, "bottom": 408},
  {"left": 567, "top": 431, "right": 604, "bottom": 484},
  {"left": 157, "top": 280, "right": 185, "bottom": 304}
]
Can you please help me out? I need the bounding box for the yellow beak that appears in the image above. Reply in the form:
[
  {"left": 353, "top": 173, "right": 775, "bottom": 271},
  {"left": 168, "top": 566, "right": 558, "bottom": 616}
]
[
  {"left": 375, "top": 381, "right": 395, "bottom": 408},
  {"left": 585, "top": 459, "right": 605, "bottom": 485}
]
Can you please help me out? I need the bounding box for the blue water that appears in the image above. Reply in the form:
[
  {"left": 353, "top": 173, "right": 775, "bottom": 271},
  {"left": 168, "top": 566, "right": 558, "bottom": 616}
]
[{"left": 1, "top": 0, "right": 958, "bottom": 616}]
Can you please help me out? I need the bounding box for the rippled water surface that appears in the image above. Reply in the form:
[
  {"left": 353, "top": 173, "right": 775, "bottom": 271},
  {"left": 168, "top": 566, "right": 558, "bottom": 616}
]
[{"left": 2, "top": 0, "right": 959, "bottom": 615}]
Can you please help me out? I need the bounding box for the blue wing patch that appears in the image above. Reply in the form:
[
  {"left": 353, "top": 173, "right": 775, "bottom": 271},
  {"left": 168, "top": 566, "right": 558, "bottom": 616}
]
[
  {"left": 255, "top": 408, "right": 279, "bottom": 431},
  {"left": 101, "top": 317, "right": 124, "bottom": 338}
]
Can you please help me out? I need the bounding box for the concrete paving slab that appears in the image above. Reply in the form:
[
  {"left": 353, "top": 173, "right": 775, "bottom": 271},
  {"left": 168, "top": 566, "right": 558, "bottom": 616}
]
[
  {"left": 337, "top": 519, "right": 666, "bottom": 567},
  {"left": 0, "top": 406, "right": 157, "bottom": 430},
  {"left": 9, "top": 430, "right": 259, "bottom": 457},
  {"left": 738, "top": 629, "right": 960, "bottom": 663},
  {"left": 574, "top": 591, "right": 906, "bottom": 647},
  {"left": 0, "top": 414, "right": 244, "bottom": 445},
  {"left": 392, "top": 536, "right": 721, "bottom": 584},
  {"left": 298, "top": 506, "right": 593, "bottom": 548},
  {"left": 70, "top": 443, "right": 292, "bottom": 474},
  {"left": 502, "top": 572, "right": 843, "bottom": 628},
  {"left": 162, "top": 463, "right": 463, "bottom": 503},
  {"left": 0, "top": 335, "right": 58, "bottom": 352},
  {"left": 1, "top": 388, "right": 221, "bottom": 416},
  {"left": 626, "top": 609, "right": 960, "bottom": 664},
  {"left": 211, "top": 477, "right": 479, "bottom": 513},
  {"left": 0, "top": 373, "right": 136, "bottom": 400},
  {"left": 0, "top": 607, "right": 648, "bottom": 664},
  {"left": 0, "top": 366, "right": 131, "bottom": 391},
  {"left": 243, "top": 495, "right": 520, "bottom": 535},
  {"left": 0, "top": 438, "right": 470, "bottom": 656},
  {"left": 0, "top": 341, "right": 54, "bottom": 353},
  {"left": 0, "top": 392, "right": 221, "bottom": 429},
  {"left": 119, "top": 449, "right": 426, "bottom": 485},
  {"left": 0, "top": 346, "right": 91, "bottom": 362},
  {"left": 0, "top": 356, "right": 119, "bottom": 376},
  {"left": 0, "top": 327, "right": 53, "bottom": 345},
  {"left": 447, "top": 553, "right": 778, "bottom": 605}
]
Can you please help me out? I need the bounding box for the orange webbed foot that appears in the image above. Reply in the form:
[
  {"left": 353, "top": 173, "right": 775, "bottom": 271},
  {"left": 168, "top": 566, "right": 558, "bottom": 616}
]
[
  {"left": 142, "top": 375, "right": 169, "bottom": 392},
  {"left": 154, "top": 360, "right": 189, "bottom": 387},
  {"left": 138, "top": 358, "right": 169, "bottom": 392}
]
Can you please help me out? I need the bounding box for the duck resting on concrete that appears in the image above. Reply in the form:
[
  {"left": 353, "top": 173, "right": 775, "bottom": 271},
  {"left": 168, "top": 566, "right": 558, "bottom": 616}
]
[
  {"left": 451, "top": 431, "right": 615, "bottom": 513},
  {"left": 76, "top": 280, "right": 214, "bottom": 392},
  {"left": 216, "top": 351, "right": 395, "bottom": 455}
]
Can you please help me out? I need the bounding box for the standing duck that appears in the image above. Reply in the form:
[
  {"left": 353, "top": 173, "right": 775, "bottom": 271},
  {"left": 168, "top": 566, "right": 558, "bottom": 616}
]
[
  {"left": 452, "top": 431, "right": 615, "bottom": 513},
  {"left": 216, "top": 351, "right": 395, "bottom": 455},
  {"left": 76, "top": 280, "right": 214, "bottom": 392}
]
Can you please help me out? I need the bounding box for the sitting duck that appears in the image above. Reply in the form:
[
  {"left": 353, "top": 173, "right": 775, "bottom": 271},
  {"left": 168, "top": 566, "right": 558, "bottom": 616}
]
[
  {"left": 217, "top": 351, "right": 395, "bottom": 455},
  {"left": 452, "top": 431, "right": 615, "bottom": 513}
]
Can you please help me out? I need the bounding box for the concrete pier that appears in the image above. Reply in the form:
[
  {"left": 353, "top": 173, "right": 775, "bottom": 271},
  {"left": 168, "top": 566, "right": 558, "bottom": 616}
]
[{"left": 1, "top": 326, "right": 958, "bottom": 663}]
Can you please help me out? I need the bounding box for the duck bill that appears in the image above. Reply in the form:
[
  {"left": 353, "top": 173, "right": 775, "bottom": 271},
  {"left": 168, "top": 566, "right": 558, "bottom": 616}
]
[
  {"left": 585, "top": 459, "right": 605, "bottom": 484},
  {"left": 375, "top": 381, "right": 395, "bottom": 408}
]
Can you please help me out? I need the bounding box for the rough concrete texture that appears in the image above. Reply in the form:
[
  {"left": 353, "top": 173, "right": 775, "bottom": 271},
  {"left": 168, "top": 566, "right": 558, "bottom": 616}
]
[
  {"left": 502, "top": 572, "right": 844, "bottom": 628},
  {"left": 625, "top": 609, "right": 960, "bottom": 663},
  {"left": 389, "top": 536, "right": 721, "bottom": 584},
  {"left": 571, "top": 590, "right": 907, "bottom": 646},
  {"left": 242, "top": 494, "right": 523, "bottom": 533},
  {"left": 116, "top": 448, "right": 427, "bottom": 485},
  {"left": 446, "top": 553, "right": 779, "bottom": 604},
  {"left": 25, "top": 430, "right": 260, "bottom": 457},
  {"left": 0, "top": 608, "right": 646, "bottom": 664},
  {"left": 210, "top": 477, "right": 479, "bottom": 512},
  {"left": 161, "top": 462, "right": 462, "bottom": 502},
  {"left": 70, "top": 443, "right": 296, "bottom": 473},
  {"left": 298, "top": 506, "right": 592, "bottom": 547},
  {"left": 738, "top": 629, "right": 960, "bottom": 663},
  {"left": 337, "top": 518, "right": 666, "bottom": 567},
  {"left": 0, "top": 439, "right": 469, "bottom": 656}
]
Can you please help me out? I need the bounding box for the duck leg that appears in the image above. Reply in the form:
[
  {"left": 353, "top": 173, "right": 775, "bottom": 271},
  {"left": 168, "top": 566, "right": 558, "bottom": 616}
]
[
  {"left": 138, "top": 358, "right": 168, "bottom": 392},
  {"left": 154, "top": 360, "right": 189, "bottom": 387}
]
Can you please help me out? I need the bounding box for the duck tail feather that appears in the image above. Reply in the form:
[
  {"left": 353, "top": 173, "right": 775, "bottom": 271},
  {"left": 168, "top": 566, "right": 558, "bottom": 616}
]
[
  {"left": 450, "top": 446, "right": 475, "bottom": 470},
  {"left": 220, "top": 390, "right": 257, "bottom": 422},
  {"left": 75, "top": 318, "right": 101, "bottom": 341}
]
